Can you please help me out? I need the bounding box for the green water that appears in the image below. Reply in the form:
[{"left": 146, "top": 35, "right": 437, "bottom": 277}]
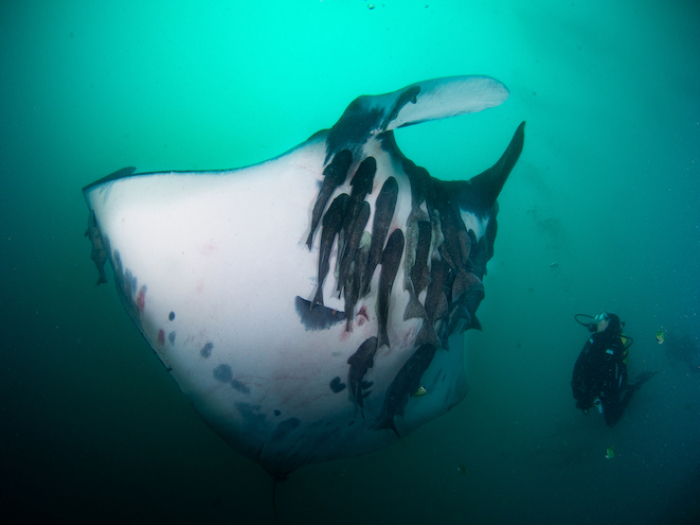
[{"left": 1, "top": 1, "right": 699, "bottom": 523}]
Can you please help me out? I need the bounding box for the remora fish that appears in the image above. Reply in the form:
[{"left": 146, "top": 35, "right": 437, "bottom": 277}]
[
  {"left": 85, "top": 209, "right": 109, "bottom": 285},
  {"left": 347, "top": 336, "right": 379, "bottom": 417},
  {"left": 83, "top": 75, "right": 525, "bottom": 476},
  {"left": 377, "top": 228, "right": 405, "bottom": 349}
]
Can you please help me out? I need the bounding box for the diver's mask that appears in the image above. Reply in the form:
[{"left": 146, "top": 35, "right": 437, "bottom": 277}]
[
  {"left": 575, "top": 313, "right": 610, "bottom": 332},
  {"left": 591, "top": 313, "right": 610, "bottom": 332},
  {"left": 575, "top": 313, "right": 627, "bottom": 339}
]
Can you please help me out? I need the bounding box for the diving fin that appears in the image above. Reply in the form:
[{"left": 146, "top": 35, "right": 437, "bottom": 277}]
[{"left": 633, "top": 370, "right": 657, "bottom": 388}]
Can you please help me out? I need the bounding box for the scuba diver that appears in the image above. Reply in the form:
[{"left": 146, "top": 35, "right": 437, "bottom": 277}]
[{"left": 571, "top": 312, "right": 655, "bottom": 427}]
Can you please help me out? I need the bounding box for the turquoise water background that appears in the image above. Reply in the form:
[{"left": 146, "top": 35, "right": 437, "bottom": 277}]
[{"left": 1, "top": 1, "right": 699, "bottom": 523}]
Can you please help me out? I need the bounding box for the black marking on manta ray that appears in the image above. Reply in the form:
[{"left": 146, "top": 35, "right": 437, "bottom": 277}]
[
  {"left": 200, "top": 342, "right": 214, "bottom": 358},
  {"left": 213, "top": 364, "right": 233, "bottom": 382},
  {"left": 274, "top": 410, "right": 281, "bottom": 416},
  {"left": 330, "top": 376, "right": 346, "bottom": 393},
  {"left": 168, "top": 311, "right": 175, "bottom": 321},
  {"left": 324, "top": 85, "right": 422, "bottom": 163},
  {"left": 234, "top": 402, "right": 267, "bottom": 434},
  {"left": 168, "top": 331, "right": 176, "bottom": 345},
  {"left": 212, "top": 364, "right": 250, "bottom": 394},
  {"left": 231, "top": 379, "right": 251, "bottom": 395},
  {"left": 294, "top": 296, "right": 345, "bottom": 331},
  {"left": 382, "top": 86, "right": 421, "bottom": 129}
]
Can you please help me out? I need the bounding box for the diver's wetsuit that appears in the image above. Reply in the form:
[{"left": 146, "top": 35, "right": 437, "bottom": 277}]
[{"left": 571, "top": 329, "right": 633, "bottom": 427}]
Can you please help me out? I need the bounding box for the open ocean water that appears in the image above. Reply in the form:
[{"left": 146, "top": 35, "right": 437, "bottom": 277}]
[{"left": 1, "top": 1, "right": 699, "bottom": 524}]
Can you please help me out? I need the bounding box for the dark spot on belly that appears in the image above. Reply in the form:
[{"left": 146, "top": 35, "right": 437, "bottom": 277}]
[
  {"left": 213, "top": 364, "right": 232, "bottom": 382},
  {"left": 200, "top": 342, "right": 214, "bottom": 358},
  {"left": 274, "top": 410, "right": 281, "bottom": 416},
  {"left": 330, "top": 376, "right": 346, "bottom": 393},
  {"left": 157, "top": 329, "right": 165, "bottom": 345},
  {"left": 231, "top": 379, "right": 251, "bottom": 395},
  {"left": 168, "top": 331, "right": 176, "bottom": 344},
  {"left": 169, "top": 311, "right": 175, "bottom": 321},
  {"left": 234, "top": 402, "right": 266, "bottom": 431}
]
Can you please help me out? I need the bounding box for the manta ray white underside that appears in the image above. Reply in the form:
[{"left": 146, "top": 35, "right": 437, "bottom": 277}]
[{"left": 84, "top": 75, "right": 525, "bottom": 476}]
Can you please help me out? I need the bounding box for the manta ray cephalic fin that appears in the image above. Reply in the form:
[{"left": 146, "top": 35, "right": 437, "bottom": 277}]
[{"left": 325, "top": 75, "right": 509, "bottom": 163}]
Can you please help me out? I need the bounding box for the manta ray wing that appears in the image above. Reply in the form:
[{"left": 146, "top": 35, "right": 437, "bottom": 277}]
[{"left": 84, "top": 75, "right": 524, "bottom": 475}]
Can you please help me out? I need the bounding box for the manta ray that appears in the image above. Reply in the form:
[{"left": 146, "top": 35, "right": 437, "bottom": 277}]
[{"left": 83, "top": 75, "right": 525, "bottom": 476}]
